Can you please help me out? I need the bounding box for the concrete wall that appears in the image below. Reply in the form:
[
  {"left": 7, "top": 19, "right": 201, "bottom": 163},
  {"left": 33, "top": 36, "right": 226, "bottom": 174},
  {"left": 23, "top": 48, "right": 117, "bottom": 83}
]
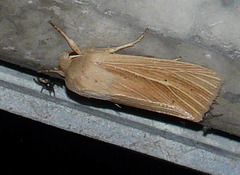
[{"left": 1, "top": 0, "right": 240, "bottom": 135}]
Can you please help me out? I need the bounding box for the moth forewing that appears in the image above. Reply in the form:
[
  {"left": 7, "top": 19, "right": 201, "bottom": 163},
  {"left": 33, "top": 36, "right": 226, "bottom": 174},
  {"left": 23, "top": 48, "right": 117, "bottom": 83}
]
[
  {"left": 96, "top": 54, "right": 223, "bottom": 122},
  {"left": 44, "top": 21, "right": 223, "bottom": 122}
]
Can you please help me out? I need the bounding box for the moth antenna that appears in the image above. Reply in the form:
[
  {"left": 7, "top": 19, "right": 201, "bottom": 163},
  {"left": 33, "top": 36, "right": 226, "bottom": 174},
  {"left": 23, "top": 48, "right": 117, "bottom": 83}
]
[{"left": 49, "top": 21, "right": 82, "bottom": 55}]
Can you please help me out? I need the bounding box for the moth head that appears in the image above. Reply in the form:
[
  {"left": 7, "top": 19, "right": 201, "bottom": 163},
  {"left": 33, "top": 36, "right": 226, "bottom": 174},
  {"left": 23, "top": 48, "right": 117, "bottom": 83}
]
[{"left": 59, "top": 51, "right": 78, "bottom": 72}]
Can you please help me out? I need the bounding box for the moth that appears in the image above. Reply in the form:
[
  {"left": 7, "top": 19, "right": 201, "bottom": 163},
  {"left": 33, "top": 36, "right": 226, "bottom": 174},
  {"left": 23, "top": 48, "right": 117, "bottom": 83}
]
[{"left": 40, "top": 21, "right": 223, "bottom": 122}]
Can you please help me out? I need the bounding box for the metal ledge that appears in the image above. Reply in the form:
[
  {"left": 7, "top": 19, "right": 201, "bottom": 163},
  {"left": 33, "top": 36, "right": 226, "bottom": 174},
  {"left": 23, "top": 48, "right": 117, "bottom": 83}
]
[{"left": 0, "top": 64, "right": 240, "bottom": 174}]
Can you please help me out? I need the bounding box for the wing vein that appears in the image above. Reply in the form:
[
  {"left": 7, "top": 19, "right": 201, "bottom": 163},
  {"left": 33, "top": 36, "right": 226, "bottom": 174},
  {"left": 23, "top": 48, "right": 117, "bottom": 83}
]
[
  {"left": 174, "top": 73, "right": 214, "bottom": 96},
  {"left": 166, "top": 86, "right": 201, "bottom": 115},
  {"left": 106, "top": 64, "right": 205, "bottom": 110},
  {"left": 115, "top": 81, "right": 151, "bottom": 101}
]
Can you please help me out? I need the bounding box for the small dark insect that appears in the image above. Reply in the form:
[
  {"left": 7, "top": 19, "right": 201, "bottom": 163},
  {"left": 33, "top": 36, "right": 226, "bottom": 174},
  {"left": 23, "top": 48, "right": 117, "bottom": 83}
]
[{"left": 34, "top": 77, "right": 56, "bottom": 96}]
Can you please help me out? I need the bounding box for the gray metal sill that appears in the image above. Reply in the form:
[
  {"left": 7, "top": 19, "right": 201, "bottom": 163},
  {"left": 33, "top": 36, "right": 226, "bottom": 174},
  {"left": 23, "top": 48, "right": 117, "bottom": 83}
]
[{"left": 0, "top": 63, "right": 240, "bottom": 175}]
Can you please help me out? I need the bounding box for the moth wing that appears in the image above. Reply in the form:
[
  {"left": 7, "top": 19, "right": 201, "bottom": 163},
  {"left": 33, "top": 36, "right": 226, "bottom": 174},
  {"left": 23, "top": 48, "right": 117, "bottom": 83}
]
[{"left": 99, "top": 55, "right": 223, "bottom": 122}]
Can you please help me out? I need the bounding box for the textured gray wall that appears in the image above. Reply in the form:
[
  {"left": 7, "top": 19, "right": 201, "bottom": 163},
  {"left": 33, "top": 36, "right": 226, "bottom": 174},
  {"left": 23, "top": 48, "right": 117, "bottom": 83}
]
[{"left": 1, "top": 0, "right": 240, "bottom": 135}]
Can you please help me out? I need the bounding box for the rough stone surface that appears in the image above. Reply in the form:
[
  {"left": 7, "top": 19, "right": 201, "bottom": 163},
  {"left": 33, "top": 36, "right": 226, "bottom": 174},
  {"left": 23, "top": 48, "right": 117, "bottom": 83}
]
[{"left": 1, "top": 0, "right": 240, "bottom": 135}]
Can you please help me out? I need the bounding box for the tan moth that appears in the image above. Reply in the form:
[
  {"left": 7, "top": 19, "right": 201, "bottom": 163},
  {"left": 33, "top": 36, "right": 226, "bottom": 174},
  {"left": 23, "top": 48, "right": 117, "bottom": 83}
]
[{"left": 40, "top": 21, "right": 223, "bottom": 122}]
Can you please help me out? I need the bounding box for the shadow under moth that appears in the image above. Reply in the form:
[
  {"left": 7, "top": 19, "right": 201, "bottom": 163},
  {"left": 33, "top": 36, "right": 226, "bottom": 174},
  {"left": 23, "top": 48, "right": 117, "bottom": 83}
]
[{"left": 40, "top": 21, "right": 223, "bottom": 122}]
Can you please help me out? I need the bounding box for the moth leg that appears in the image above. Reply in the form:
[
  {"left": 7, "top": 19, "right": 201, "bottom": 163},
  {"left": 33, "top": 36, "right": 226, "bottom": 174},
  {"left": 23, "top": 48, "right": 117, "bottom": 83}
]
[
  {"left": 108, "top": 28, "right": 149, "bottom": 53},
  {"left": 38, "top": 69, "right": 65, "bottom": 77},
  {"left": 49, "top": 21, "right": 82, "bottom": 55},
  {"left": 173, "top": 56, "right": 182, "bottom": 61}
]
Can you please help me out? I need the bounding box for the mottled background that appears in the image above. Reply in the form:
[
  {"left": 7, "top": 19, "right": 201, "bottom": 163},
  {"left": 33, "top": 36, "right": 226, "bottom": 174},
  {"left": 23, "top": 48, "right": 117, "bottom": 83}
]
[{"left": 0, "top": 0, "right": 240, "bottom": 136}]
